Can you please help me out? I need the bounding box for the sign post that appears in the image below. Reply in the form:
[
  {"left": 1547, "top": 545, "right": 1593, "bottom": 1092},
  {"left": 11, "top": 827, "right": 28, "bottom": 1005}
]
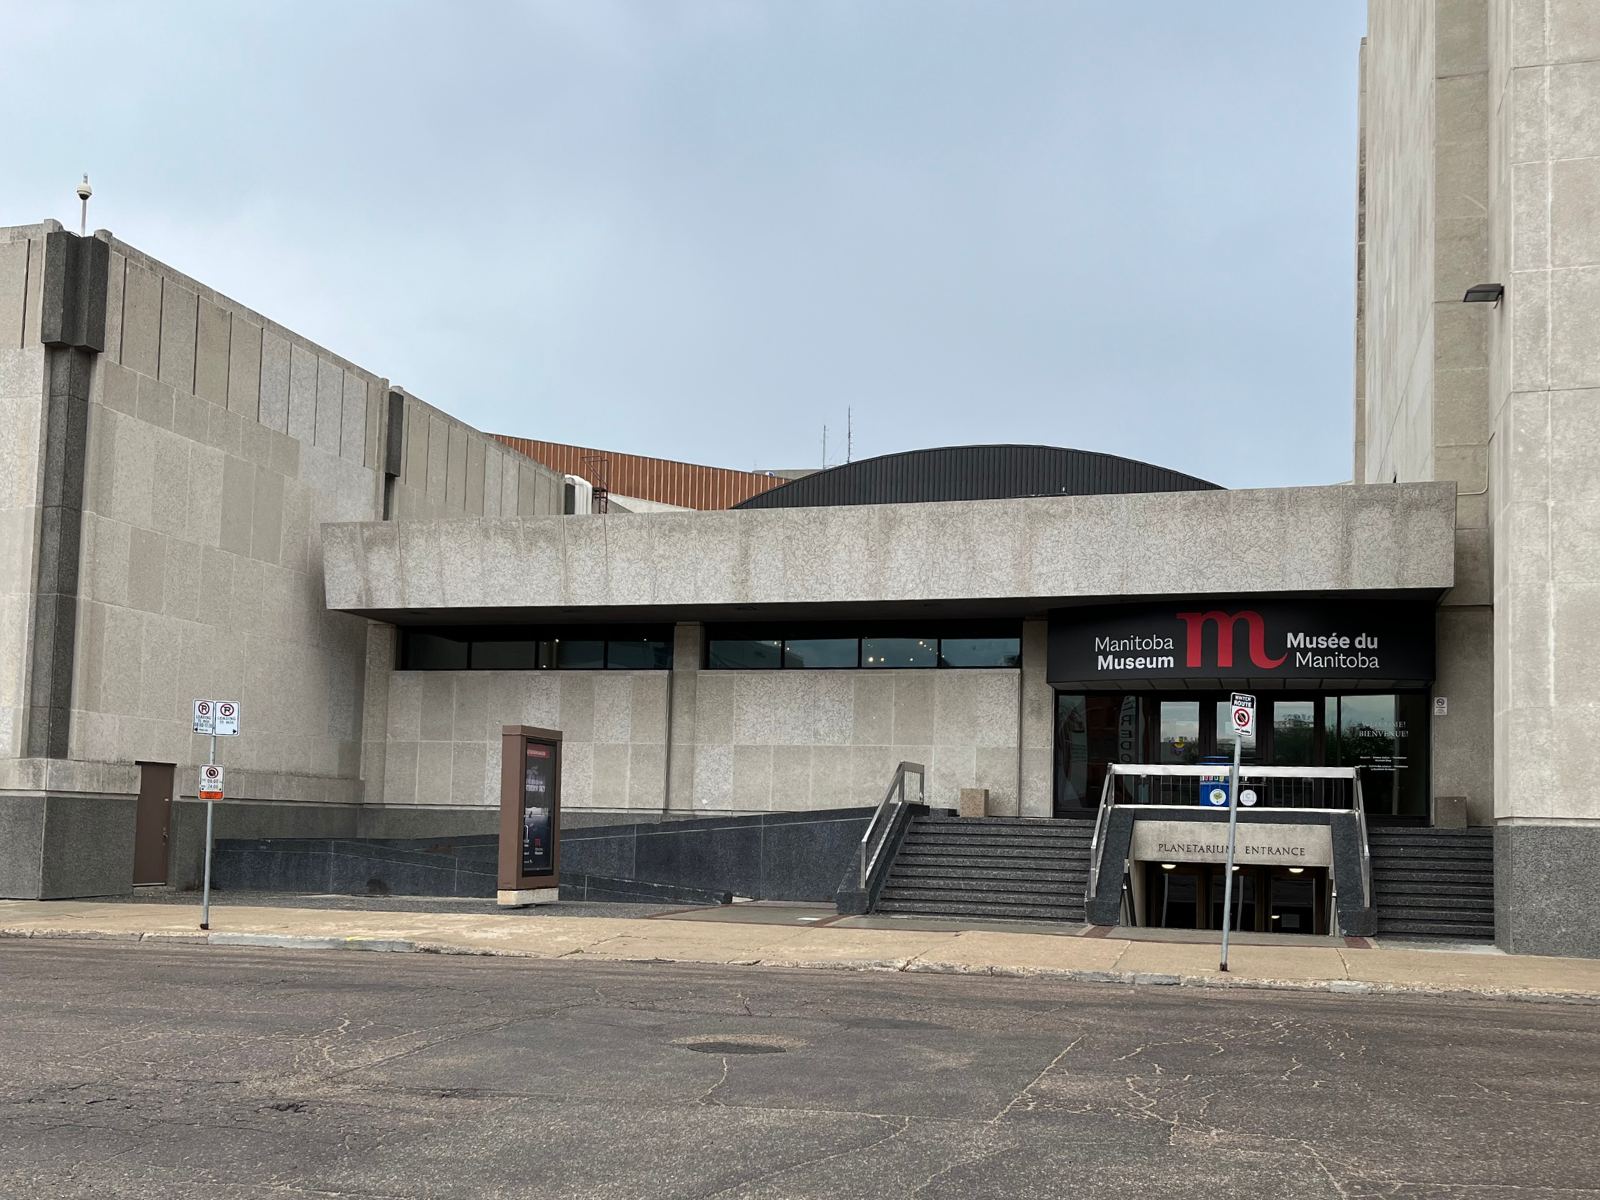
[
  {"left": 1219, "top": 692, "right": 1254, "bottom": 972},
  {"left": 193, "top": 700, "right": 240, "bottom": 931}
]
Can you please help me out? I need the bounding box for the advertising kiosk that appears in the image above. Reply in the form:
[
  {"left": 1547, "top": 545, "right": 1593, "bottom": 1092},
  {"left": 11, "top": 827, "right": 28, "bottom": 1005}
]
[{"left": 498, "top": 725, "right": 562, "bottom": 907}]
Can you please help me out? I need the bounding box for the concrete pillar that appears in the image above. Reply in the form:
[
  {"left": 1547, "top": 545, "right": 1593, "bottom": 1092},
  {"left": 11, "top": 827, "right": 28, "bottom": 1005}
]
[
  {"left": 358, "top": 622, "right": 395, "bottom": 805},
  {"left": 1018, "top": 617, "right": 1053, "bottom": 818},
  {"left": 665, "top": 622, "right": 702, "bottom": 813}
]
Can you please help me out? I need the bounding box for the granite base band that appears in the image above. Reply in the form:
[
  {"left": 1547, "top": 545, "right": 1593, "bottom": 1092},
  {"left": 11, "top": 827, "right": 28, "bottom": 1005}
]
[
  {"left": 497, "top": 888, "right": 558, "bottom": 907},
  {"left": 1497, "top": 825, "right": 1600, "bottom": 959}
]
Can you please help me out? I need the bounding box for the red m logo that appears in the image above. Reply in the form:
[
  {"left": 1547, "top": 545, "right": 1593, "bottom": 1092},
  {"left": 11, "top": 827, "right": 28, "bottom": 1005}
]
[{"left": 1174, "top": 610, "right": 1287, "bottom": 670}]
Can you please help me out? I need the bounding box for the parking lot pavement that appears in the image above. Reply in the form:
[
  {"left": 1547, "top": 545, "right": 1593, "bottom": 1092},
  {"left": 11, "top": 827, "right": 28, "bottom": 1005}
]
[
  {"left": 1, "top": 940, "right": 1597, "bottom": 1199},
  {"left": 6, "top": 897, "right": 1600, "bottom": 1000}
]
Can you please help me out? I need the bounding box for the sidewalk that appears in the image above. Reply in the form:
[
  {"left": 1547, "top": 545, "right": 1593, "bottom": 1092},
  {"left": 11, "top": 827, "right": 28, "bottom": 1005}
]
[{"left": 3, "top": 896, "right": 1598, "bottom": 1003}]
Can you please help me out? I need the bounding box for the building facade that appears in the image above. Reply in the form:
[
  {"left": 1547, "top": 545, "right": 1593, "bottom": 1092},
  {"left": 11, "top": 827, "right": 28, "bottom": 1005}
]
[
  {"left": 1358, "top": 0, "right": 1600, "bottom": 954},
  {"left": 0, "top": 0, "right": 1596, "bottom": 956}
]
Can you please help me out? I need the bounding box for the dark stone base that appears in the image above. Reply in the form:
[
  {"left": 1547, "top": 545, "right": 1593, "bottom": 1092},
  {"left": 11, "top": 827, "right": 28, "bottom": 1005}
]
[
  {"left": 562, "top": 807, "right": 875, "bottom": 903},
  {"left": 0, "top": 793, "right": 136, "bottom": 899},
  {"left": 170, "top": 801, "right": 498, "bottom": 891},
  {"left": 206, "top": 807, "right": 876, "bottom": 904},
  {"left": 211, "top": 836, "right": 498, "bottom": 898},
  {"left": 1496, "top": 824, "right": 1600, "bottom": 959}
]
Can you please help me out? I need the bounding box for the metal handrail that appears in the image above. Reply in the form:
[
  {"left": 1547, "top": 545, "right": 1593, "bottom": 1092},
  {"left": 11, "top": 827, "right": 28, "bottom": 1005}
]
[
  {"left": 1085, "top": 763, "right": 1370, "bottom": 915},
  {"left": 1084, "top": 770, "right": 1116, "bottom": 907},
  {"left": 1106, "top": 765, "right": 1362, "bottom": 779},
  {"left": 1352, "top": 772, "right": 1372, "bottom": 908},
  {"left": 859, "top": 761, "right": 925, "bottom": 889}
]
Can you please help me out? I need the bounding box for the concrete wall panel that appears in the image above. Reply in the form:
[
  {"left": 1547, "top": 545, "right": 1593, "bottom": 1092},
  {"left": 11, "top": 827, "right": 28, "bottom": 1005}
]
[
  {"left": 287, "top": 344, "right": 318, "bottom": 443},
  {"left": 157, "top": 284, "right": 197, "bottom": 393},
  {"left": 194, "top": 297, "right": 230, "bottom": 405},
  {"left": 226, "top": 318, "right": 261, "bottom": 422}
]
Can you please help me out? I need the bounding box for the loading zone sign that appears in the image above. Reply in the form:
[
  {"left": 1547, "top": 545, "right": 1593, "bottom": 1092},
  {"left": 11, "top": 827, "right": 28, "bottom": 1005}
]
[
  {"left": 198, "top": 764, "right": 225, "bottom": 800},
  {"left": 193, "top": 700, "right": 240, "bottom": 736}
]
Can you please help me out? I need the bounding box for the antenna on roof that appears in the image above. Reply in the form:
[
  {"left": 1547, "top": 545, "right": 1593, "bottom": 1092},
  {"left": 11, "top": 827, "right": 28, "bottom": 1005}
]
[
  {"left": 75, "top": 175, "right": 92, "bottom": 236},
  {"left": 847, "top": 408, "right": 852, "bottom": 464},
  {"left": 821, "top": 425, "right": 827, "bottom": 470}
]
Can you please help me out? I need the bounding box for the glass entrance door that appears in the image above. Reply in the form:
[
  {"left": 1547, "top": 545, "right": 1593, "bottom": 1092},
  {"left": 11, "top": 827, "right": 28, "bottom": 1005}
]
[{"left": 1054, "top": 691, "right": 1431, "bottom": 819}]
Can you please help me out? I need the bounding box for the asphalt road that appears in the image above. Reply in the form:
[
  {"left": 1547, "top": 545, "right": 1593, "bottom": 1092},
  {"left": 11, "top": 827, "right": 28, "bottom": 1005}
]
[{"left": 1, "top": 942, "right": 1596, "bottom": 1199}]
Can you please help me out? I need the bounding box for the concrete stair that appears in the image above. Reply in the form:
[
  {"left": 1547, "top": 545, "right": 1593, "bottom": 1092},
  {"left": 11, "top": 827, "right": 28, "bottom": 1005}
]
[
  {"left": 1368, "top": 827, "right": 1494, "bottom": 940},
  {"left": 874, "top": 816, "right": 1095, "bottom": 923}
]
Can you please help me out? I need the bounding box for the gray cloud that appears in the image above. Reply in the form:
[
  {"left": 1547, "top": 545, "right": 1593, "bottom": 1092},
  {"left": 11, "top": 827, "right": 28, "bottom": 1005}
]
[{"left": 1, "top": 0, "right": 1365, "bottom": 486}]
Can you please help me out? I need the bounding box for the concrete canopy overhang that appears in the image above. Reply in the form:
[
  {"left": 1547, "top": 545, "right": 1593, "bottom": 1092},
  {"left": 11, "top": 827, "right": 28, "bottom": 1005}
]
[{"left": 321, "top": 483, "right": 1458, "bottom": 625}]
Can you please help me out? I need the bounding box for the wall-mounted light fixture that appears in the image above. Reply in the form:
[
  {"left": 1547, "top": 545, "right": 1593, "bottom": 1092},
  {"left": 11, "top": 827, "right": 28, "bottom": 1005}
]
[{"left": 1463, "top": 283, "right": 1504, "bottom": 305}]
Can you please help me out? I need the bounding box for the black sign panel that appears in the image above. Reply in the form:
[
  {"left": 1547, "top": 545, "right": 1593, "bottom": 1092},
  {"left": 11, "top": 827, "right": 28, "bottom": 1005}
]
[
  {"left": 1048, "top": 598, "right": 1435, "bottom": 685},
  {"left": 522, "top": 743, "right": 555, "bottom": 876}
]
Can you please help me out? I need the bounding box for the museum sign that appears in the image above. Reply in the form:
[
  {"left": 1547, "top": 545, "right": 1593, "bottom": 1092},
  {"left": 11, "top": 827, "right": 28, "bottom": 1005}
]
[{"left": 1047, "top": 598, "right": 1435, "bottom": 686}]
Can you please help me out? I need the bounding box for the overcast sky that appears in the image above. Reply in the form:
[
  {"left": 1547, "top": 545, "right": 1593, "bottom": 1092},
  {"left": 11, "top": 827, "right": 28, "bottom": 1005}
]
[{"left": 3, "top": 1, "right": 1366, "bottom": 487}]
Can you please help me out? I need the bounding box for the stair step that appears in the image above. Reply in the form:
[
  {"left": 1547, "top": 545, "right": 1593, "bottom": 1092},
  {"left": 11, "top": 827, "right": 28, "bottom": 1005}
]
[
  {"left": 881, "top": 876, "right": 1081, "bottom": 897},
  {"left": 1372, "top": 876, "right": 1494, "bottom": 891},
  {"left": 890, "top": 864, "right": 1085, "bottom": 881},
  {"left": 899, "top": 845, "right": 1092, "bottom": 860},
  {"left": 1372, "top": 857, "right": 1493, "bottom": 871},
  {"left": 895, "top": 851, "right": 1087, "bottom": 868},
  {"left": 875, "top": 898, "right": 1084, "bottom": 922},
  {"left": 1377, "top": 900, "right": 1494, "bottom": 915},
  {"left": 1375, "top": 904, "right": 1494, "bottom": 923},
  {"left": 1376, "top": 921, "right": 1495, "bottom": 939},
  {"left": 908, "top": 838, "right": 1094, "bottom": 857},
  {"left": 1370, "top": 842, "right": 1492, "bottom": 857},
  {"left": 921, "top": 825, "right": 1094, "bottom": 832}
]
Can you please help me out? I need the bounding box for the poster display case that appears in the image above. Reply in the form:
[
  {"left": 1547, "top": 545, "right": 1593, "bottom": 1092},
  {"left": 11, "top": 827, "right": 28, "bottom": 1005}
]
[{"left": 498, "top": 725, "right": 562, "bottom": 905}]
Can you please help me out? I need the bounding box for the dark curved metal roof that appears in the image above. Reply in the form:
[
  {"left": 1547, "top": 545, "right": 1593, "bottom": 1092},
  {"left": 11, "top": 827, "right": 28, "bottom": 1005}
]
[{"left": 732, "top": 444, "right": 1221, "bottom": 510}]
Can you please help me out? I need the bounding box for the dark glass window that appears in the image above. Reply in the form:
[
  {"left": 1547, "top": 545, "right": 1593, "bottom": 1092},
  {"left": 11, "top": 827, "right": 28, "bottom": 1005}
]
[
  {"left": 555, "top": 640, "right": 606, "bottom": 670},
  {"left": 1272, "top": 701, "right": 1316, "bottom": 766},
  {"left": 401, "top": 626, "right": 671, "bottom": 671},
  {"left": 862, "top": 637, "right": 937, "bottom": 668},
  {"left": 471, "top": 640, "right": 541, "bottom": 670},
  {"left": 403, "top": 632, "right": 469, "bottom": 670},
  {"left": 1329, "top": 693, "right": 1428, "bottom": 819},
  {"left": 939, "top": 637, "right": 1021, "bottom": 667},
  {"left": 607, "top": 640, "right": 672, "bottom": 670},
  {"left": 783, "top": 638, "right": 859, "bottom": 669},
  {"left": 702, "top": 623, "right": 1022, "bottom": 671},
  {"left": 708, "top": 639, "right": 782, "bottom": 669}
]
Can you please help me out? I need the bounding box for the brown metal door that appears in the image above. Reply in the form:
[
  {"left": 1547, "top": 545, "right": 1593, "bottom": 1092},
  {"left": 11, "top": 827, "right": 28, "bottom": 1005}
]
[{"left": 134, "top": 762, "right": 175, "bottom": 885}]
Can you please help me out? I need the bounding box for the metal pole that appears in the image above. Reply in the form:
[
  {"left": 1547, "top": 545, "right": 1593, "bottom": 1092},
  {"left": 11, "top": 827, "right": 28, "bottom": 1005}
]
[
  {"left": 1219, "top": 733, "right": 1242, "bottom": 971},
  {"left": 200, "top": 733, "right": 215, "bottom": 931}
]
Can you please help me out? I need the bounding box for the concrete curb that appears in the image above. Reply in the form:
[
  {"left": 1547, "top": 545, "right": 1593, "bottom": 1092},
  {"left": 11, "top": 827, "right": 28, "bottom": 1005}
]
[
  {"left": 3, "top": 926, "right": 1597, "bottom": 1005},
  {"left": 1, "top": 928, "right": 419, "bottom": 955}
]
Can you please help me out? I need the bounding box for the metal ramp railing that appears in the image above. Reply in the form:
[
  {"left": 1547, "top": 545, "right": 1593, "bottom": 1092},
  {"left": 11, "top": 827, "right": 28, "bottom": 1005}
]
[{"left": 1085, "top": 764, "right": 1371, "bottom": 916}]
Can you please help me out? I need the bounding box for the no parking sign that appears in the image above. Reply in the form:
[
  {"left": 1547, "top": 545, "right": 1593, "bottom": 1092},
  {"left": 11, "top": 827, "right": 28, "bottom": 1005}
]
[{"left": 1229, "top": 692, "right": 1255, "bottom": 739}]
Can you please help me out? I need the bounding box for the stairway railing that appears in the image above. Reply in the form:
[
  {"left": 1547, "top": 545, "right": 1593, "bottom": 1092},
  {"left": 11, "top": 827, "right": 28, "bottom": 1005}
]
[
  {"left": 1084, "top": 764, "right": 1371, "bottom": 914},
  {"left": 860, "top": 761, "right": 925, "bottom": 892}
]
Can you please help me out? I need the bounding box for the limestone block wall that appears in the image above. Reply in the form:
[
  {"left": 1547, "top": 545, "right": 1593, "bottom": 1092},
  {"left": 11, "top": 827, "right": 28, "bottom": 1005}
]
[
  {"left": 1364, "top": 0, "right": 1439, "bottom": 486},
  {"left": 1486, "top": 0, "right": 1600, "bottom": 825},
  {"left": 0, "top": 226, "right": 48, "bottom": 760},
  {"left": 684, "top": 669, "right": 1021, "bottom": 816},
  {"left": 389, "top": 390, "right": 562, "bottom": 521},
  {"left": 0, "top": 221, "right": 564, "bottom": 808},
  {"left": 1362, "top": 1, "right": 1496, "bottom": 823},
  {"left": 380, "top": 669, "right": 669, "bottom": 812},
  {"left": 60, "top": 236, "right": 387, "bottom": 801}
]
